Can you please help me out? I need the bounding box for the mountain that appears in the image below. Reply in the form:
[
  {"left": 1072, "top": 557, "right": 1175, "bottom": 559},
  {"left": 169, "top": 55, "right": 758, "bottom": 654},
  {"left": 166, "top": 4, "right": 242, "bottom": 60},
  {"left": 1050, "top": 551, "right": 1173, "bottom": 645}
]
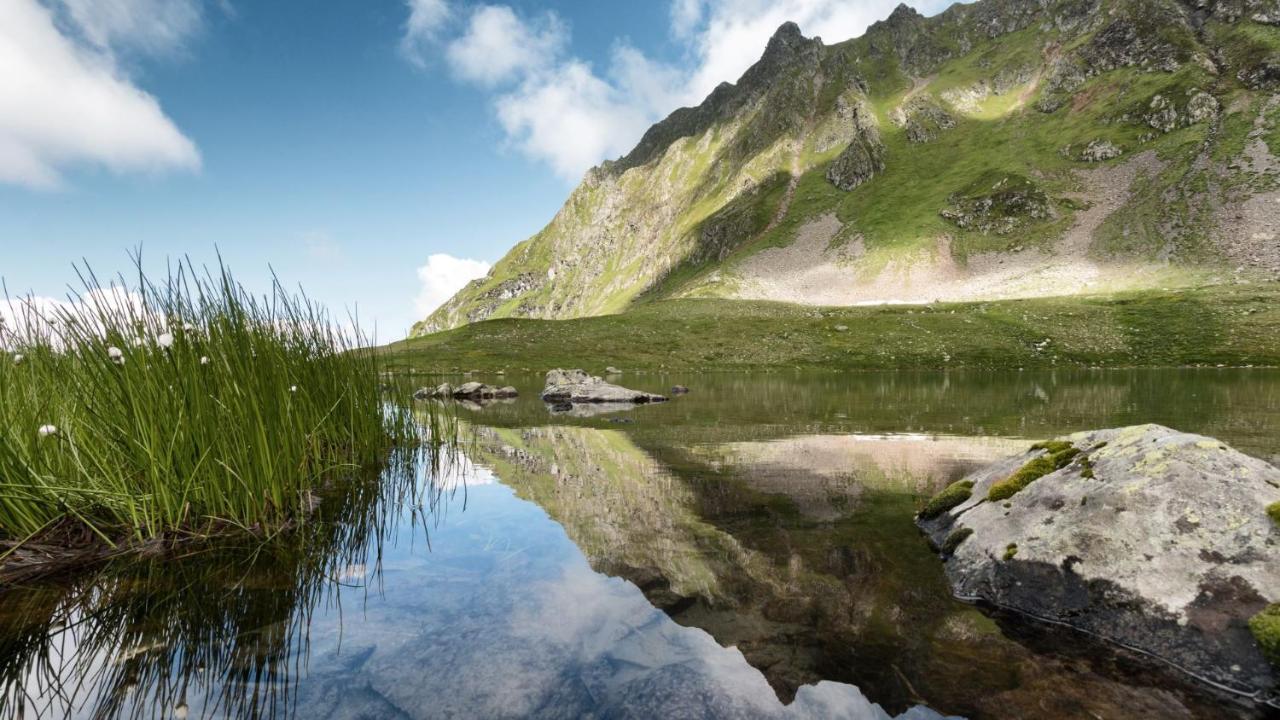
[{"left": 414, "top": 0, "right": 1280, "bottom": 336}]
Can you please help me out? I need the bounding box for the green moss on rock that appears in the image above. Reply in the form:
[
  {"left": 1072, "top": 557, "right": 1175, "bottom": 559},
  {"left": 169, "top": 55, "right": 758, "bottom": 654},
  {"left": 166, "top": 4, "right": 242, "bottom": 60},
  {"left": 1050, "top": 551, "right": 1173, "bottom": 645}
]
[
  {"left": 1031, "top": 440, "right": 1074, "bottom": 454},
  {"left": 1249, "top": 603, "right": 1280, "bottom": 666},
  {"left": 1003, "top": 543, "right": 1019, "bottom": 561},
  {"left": 920, "top": 479, "right": 975, "bottom": 519},
  {"left": 988, "top": 442, "right": 1081, "bottom": 501},
  {"left": 1267, "top": 501, "right": 1280, "bottom": 527},
  {"left": 942, "top": 527, "right": 974, "bottom": 555}
]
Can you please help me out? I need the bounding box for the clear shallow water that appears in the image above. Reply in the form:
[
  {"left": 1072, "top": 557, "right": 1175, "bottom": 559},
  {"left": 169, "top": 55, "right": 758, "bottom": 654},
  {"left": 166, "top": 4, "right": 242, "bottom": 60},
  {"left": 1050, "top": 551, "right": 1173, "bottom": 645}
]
[{"left": 3, "top": 369, "right": 1279, "bottom": 719}]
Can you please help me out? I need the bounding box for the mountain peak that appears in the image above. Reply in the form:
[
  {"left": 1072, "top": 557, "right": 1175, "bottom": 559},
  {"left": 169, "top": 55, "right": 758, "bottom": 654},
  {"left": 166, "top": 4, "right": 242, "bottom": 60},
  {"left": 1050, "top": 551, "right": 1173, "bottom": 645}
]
[
  {"left": 762, "top": 21, "right": 808, "bottom": 60},
  {"left": 888, "top": 3, "right": 922, "bottom": 22}
]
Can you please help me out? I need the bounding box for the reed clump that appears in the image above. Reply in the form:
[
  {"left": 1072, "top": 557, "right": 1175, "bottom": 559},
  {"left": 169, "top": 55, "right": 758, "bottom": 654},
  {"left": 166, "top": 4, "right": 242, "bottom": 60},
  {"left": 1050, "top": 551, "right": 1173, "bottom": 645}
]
[{"left": 0, "top": 258, "right": 434, "bottom": 549}]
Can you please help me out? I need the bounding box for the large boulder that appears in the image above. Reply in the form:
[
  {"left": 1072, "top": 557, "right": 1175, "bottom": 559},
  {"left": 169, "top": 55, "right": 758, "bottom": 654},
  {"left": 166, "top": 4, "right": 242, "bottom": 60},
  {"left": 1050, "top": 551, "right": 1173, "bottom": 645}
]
[
  {"left": 917, "top": 424, "right": 1280, "bottom": 701},
  {"left": 541, "top": 369, "right": 667, "bottom": 405}
]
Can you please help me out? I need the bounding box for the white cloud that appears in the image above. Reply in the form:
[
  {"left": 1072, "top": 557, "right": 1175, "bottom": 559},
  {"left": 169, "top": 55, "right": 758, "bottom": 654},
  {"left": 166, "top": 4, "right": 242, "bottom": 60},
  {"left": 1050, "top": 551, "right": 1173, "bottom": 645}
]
[
  {"left": 670, "top": 0, "right": 706, "bottom": 39},
  {"left": 445, "top": 5, "right": 566, "bottom": 86},
  {"left": 408, "top": 1, "right": 955, "bottom": 182},
  {"left": 495, "top": 49, "right": 681, "bottom": 181},
  {"left": 0, "top": 286, "right": 148, "bottom": 348},
  {"left": 0, "top": 0, "right": 200, "bottom": 189},
  {"left": 400, "top": 0, "right": 451, "bottom": 68},
  {"left": 52, "top": 0, "right": 204, "bottom": 58},
  {"left": 414, "top": 254, "right": 491, "bottom": 316}
]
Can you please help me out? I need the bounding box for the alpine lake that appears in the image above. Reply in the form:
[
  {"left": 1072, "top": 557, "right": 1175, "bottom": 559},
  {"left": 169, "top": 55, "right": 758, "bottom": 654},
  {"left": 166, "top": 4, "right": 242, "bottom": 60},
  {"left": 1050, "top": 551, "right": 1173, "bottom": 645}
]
[{"left": 3, "top": 368, "right": 1279, "bottom": 719}]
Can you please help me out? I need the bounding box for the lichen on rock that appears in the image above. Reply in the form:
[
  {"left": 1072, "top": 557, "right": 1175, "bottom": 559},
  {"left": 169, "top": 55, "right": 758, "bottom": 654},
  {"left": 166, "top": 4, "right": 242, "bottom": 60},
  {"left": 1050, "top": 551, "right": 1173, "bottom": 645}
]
[{"left": 917, "top": 424, "right": 1280, "bottom": 700}]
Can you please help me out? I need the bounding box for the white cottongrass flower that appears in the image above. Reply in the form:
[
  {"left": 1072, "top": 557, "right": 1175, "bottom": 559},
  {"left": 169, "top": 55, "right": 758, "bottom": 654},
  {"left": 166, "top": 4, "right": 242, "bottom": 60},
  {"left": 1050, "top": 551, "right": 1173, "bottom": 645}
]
[
  {"left": 157, "top": 332, "right": 174, "bottom": 349},
  {"left": 38, "top": 424, "right": 58, "bottom": 438},
  {"left": 108, "top": 346, "right": 125, "bottom": 365},
  {"left": 132, "top": 337, "right": 145, "bottom": 348},
  {"left": 200, "top": 356, "right": 210, "bottom": 365},
  {"left": 289, "top": 385, "right": 298, "bottom": 393},
  {"left": 12, "top": 353, "right": 23, "bottom": 365}
]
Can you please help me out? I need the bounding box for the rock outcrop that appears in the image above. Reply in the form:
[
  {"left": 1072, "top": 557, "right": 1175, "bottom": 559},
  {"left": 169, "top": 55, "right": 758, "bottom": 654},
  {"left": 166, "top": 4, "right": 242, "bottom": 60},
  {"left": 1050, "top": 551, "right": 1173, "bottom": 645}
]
[
  {"left": 939, "top": 172, "right": 1053, "bottom": 235},
  {"left": 414, "top": 383, "right": 518, "bottom": 401},
  {"left": 917, "top": 424, "right": 1280, "bottom": 701},
  {"left": 540, "top": 369, "right": 667, "bottom": 405}
]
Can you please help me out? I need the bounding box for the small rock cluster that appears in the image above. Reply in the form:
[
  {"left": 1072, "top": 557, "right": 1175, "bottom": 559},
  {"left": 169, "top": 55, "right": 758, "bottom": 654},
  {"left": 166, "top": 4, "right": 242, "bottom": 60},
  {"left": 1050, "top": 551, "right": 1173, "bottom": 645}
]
[
  {"left": 414, "top": 382, "right": 519, "bottom": 401},
  {"left": 939, "top": 173, "right": 1052, "bottom": 236},
  {"left": 891, "top": 96, "right": 956, "bottom": 144}
]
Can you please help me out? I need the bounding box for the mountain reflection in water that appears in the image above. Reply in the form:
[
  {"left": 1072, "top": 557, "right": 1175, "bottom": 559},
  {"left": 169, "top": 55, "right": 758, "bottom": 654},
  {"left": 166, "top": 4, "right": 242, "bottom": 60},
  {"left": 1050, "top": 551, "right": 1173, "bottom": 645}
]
[
  {"left": 0, "top": 437, "right": 945, "bottom": 719},
  {"left": 3, "top": 369, "right": 1278, "bottom": 719}
]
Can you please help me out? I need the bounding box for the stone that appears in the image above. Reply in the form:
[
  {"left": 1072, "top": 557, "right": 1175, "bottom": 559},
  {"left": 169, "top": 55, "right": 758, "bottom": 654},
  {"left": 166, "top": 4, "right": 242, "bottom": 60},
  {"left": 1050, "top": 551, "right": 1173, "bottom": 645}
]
[
  {"left": 671, "top": 385, "right": 690, "bottom": 395},
  {"left": 541, "top": 369, "right": 667, "bottom": 405},
  {"left": 494, "top": 386, "right": 519, "bottom": 398},
  {"left": 605, "top": 366, "right": 623, "bottom": 375},
  {"left": 453, "top": 381, "right": 491, "bottom": 399},
  {"left": 1081, "top": 139, "right": 1123, "bottom": 163},
  {"left": 917, "top": 424, "right": 1280, "bottom": 700},
  {"left": 1185, "top": 90, "right": 1221, "bottom": 125}
]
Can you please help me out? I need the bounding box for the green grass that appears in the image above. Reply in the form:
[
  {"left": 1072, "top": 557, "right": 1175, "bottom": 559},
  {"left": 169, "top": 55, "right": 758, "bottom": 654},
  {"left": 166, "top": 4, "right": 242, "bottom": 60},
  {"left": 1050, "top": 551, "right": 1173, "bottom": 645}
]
[
  {"left": 383, "top": 284, "right": 1280, "bottom": 373},
  {"left": 0, "top": 258, "right": 437, "bottom": 548}
]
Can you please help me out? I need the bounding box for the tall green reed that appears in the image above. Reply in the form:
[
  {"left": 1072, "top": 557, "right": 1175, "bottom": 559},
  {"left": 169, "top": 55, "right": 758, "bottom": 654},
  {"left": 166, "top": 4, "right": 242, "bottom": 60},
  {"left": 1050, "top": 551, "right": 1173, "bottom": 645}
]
[{"left": 0, "top": 256, "right": 439, "bottom": 544}]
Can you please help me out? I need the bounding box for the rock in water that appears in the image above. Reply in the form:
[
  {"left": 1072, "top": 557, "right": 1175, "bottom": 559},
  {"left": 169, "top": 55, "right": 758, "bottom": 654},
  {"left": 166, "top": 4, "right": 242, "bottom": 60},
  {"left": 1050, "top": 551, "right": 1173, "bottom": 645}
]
[
  {"left": 541, "top": 369, "right": 667, "bottom": 404},
  {"left": 916, "top": 424, "right": 1280, "bottom": 699}
]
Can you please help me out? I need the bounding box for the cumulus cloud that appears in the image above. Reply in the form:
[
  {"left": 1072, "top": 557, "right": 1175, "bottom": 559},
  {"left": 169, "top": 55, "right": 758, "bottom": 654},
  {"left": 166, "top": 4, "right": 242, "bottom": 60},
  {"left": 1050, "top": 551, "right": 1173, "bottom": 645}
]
[
  {"left": 445, "top": 5, "right": 566, "bottom": 86},
  {"left": 0, "top": 286, "right": 148, "bottom": 348},
  {"left": 494, "top": 47, "right": 682, "bottom": 181},
  {"left": 0, "top": 0, "right": 201, "bottom": 189},
  {"left": 414, "top": 254, "right": 491, "bottom": 316},
  {"left": 400, "top": 0, "right": 451, "bottom": 67},
  {"left": 406, "top": 0, "right": 954, "bottom": 182}
]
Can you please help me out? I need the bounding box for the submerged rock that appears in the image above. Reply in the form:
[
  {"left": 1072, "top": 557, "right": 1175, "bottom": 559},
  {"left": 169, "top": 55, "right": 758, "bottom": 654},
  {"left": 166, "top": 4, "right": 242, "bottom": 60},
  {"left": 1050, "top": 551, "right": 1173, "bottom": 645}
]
[
  {"left": 917, "top": 424, "right": 1280, "bottom": 701},
  {"left": 541, "top": 369, "right": 667, "bottom": 405}
]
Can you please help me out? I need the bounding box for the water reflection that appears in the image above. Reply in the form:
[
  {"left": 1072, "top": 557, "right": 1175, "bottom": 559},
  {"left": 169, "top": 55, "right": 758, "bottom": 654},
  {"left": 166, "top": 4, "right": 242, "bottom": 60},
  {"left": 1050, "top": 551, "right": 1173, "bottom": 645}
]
[
  {"left": 0, "top": 437, "right": 943, "bottom": 719},
  {"left": 0, "top": 447, "right": 453, "bottom": 720},
  {"left": 4, "top": 369, "right": 1278, "bottom": 719}
]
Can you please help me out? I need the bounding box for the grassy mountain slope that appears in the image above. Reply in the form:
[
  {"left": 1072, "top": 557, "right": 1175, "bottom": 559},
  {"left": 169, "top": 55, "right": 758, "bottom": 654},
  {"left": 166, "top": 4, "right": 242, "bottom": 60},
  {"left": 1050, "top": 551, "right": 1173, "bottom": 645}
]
[{"left": 415, "top": 0, "right": 1280, "bottom": 335}]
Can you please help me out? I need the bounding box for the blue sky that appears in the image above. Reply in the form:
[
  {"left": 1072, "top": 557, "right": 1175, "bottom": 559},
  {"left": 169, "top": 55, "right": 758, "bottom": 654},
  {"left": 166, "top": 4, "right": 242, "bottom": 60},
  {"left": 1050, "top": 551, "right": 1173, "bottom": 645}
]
[{"left": 0, "top": 0, "right": 950, "bottom": 339}]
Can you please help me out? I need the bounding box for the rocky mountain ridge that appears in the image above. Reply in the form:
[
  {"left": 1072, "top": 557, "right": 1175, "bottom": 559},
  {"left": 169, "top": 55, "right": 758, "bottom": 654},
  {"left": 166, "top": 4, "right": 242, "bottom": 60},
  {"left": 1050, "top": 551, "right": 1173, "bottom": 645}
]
[{"left": 416, "top": 0, "right": 1280, "bottom": 335}]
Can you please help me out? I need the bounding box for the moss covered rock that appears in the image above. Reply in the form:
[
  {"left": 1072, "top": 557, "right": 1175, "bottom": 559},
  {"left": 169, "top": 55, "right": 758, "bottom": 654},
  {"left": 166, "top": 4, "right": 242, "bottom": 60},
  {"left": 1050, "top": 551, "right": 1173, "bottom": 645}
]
[{"left": 917, "top": 424, "right": 1280, "bottom": 700}]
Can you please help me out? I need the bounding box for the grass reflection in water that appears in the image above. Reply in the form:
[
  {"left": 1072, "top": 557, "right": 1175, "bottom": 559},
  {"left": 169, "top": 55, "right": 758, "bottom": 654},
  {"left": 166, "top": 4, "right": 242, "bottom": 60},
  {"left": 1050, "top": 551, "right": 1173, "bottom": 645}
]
[{"left": 0, "top": 444, "right": 467, "bottom": 720}]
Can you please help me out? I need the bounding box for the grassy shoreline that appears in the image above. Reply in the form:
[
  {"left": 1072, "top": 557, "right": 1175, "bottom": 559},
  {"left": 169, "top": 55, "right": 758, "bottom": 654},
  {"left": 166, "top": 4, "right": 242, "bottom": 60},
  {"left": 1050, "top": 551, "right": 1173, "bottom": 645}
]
[
  {"left": 384, "top": 284, "right": 1280, "bottom": 373},
  {"left": 1, "top": 261, "right": 442, "bottom": 582}
]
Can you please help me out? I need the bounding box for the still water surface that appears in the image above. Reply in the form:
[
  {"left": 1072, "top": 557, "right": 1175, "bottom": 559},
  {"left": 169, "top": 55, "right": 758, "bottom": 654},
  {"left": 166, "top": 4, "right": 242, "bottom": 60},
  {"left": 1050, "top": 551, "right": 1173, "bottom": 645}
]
[{"left": 3, "top": 369, "right": 1279, "bottom": 719}]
